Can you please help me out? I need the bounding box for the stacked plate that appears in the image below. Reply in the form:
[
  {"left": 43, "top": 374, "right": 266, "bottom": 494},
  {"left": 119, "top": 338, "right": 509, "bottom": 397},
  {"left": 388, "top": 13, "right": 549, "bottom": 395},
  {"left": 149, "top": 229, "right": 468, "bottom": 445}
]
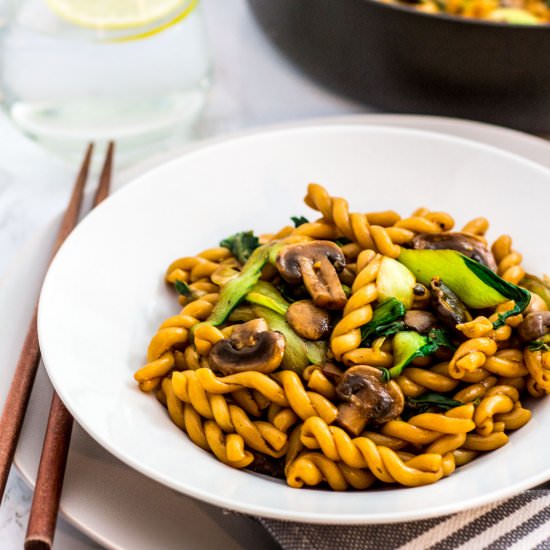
[{"left": 3, "top": 115, "right": 550, "bottom": 548}]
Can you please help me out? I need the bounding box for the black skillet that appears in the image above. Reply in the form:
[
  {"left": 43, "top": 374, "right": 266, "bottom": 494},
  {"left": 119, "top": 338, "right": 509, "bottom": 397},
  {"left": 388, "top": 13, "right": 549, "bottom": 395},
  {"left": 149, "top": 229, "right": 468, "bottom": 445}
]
[{"left": 248, "top": 0, "right": 550, "bottom": 132}]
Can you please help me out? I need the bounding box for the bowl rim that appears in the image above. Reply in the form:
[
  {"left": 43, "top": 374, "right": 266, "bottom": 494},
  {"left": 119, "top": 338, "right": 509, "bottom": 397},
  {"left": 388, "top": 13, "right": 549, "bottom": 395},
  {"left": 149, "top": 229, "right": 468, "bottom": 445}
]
[{"left": 38, "top": 122, "right": 550, "bottom": 524}]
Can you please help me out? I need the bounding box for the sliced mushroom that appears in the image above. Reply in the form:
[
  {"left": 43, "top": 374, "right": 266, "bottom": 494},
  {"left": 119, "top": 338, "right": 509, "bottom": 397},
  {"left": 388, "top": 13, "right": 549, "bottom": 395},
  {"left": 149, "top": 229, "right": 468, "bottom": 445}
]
[
  {"left": 276, "top": 241, "right": 347, "bottom": 309},
  {"left": 404, "top": 310, "right": 437, "bottom": 333},
  {"left": 339, "top": 267, "right": 356, "bottom": 287},
  {"left": 247, "top": 453, "right": 285, "bottom": 479},
  {"left": 430, "top": 277, "right": 471, "bottom": 329},
  {"left": 209, "top": 318, "right": 285, "bottom": 375},
  {"left": 518, "top": 312, "right": 550, "bottom": 341},
  {"left": 285, "top": 300, "right": 331, "bottom": 340},
  {"left": 335, "top": 366, "right": 405, "bottom": 436},
  {"left": 525, "top": 292, "right": 549, "bottom": 314},
  {"left": 411, "top": 232, "right": 497, "bottom": 271},
  {"left": 320, "top": 362, "right": 345, "bottom": 384}
]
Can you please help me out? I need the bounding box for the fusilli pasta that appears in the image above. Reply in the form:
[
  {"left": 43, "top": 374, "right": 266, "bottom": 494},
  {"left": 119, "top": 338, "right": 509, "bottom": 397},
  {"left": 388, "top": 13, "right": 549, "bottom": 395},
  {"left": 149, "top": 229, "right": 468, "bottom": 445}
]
[{"left": 135, "top": 183, "right": 549, "bottom": 491}]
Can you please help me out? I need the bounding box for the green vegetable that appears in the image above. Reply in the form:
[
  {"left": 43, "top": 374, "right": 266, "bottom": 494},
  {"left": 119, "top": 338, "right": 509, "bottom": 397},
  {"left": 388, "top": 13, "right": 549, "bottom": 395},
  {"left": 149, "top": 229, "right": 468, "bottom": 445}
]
[
  {"left": 528, "top": 341, "right": 550, "bottom": 352},
  {"left": 398, "top": 249, "right": 530, "bottom": 327},
  {"left": 385, "top": 329, "right": 452, "bottom": 380},
  {"left": 360, "top": 298, "right": 406, "bottom": 345},
  {"left": 521, "top": 274, "right": 550, "bottom": 309},
  {"left": 207, "top": 245, "right": 270, "bottom": 326},
  {"left": 246, "top": 281, "right": 290, "bottom": 316},
  {"left": 291, "top": 216, "right": 309, "bottom": 228},
  {"left": 174, "top": 280, "right": 192, "bottom": 297},
  {"left": 305, "top": 340, "right": 327, "bottom": 366},
  {"left": 406, "top": 393, "right": 463, "bottom": 414},
  {"left": 377, "top": 257, "right": 415, "bottom": 309},
  {"left": 528, "top": 334, "right": 550, "bottom": 352},
  {"left": 220, "top": 230, "right": 260, "bottom": 264},
  {"left": 268, "top": 242, "right": 286, "bottom": 265},
  {"left": 230, "top": 304, "right": 326, "bottom": 373}
]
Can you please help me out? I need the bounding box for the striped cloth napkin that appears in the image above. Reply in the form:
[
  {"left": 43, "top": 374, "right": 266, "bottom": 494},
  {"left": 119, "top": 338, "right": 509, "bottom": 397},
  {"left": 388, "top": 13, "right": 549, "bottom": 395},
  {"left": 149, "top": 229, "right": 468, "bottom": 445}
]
[{"left": 259, "top": 481, "right": 550, "bottom": 549}]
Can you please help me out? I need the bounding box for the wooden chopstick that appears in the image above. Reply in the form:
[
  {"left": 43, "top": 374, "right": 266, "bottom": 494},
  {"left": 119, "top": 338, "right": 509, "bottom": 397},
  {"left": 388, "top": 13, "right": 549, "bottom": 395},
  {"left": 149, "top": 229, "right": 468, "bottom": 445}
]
[
  {"left": 24, "top": 142, "right": 115, "bottom": 550},
  {"left": 0, "top": 143, "right": 94, "bottom": 500}
]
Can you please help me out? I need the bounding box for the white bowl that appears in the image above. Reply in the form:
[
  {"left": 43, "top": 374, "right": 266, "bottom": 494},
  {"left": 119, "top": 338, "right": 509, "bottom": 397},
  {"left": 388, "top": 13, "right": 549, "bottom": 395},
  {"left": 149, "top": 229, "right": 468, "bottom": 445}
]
[{"left": 38, "top": 125, "right": 550, "bottom": 523}]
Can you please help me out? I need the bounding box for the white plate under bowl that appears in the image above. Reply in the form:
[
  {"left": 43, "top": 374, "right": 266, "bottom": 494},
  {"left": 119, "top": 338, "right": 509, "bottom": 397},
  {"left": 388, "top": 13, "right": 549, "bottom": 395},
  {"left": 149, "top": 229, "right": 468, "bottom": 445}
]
[{"left": 37, "top": 124, "right": 550, "bottom": 524}]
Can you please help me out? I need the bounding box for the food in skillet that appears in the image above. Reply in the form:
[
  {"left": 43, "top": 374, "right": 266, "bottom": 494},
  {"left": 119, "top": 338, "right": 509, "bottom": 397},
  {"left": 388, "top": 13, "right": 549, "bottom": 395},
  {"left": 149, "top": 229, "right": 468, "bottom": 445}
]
[
  {"left": 382, "top": 0, "right": 549, "bottom": 24},
  {"left": 134, "top": 183, "right": 550, "bottom": 490}
]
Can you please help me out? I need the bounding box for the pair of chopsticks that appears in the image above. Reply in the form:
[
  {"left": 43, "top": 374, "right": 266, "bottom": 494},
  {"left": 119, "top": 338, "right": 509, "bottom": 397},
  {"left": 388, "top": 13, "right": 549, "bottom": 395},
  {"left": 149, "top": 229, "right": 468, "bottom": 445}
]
[{"left": 0, "top": 143, "right": 114, "bottom": 550}]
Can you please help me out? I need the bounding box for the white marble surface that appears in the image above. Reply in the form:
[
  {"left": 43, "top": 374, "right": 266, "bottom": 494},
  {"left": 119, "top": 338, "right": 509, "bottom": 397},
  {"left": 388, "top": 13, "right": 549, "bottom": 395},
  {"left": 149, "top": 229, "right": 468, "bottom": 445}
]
[{"left": 0, "top": 1, "right": 365, "bottom": 548}]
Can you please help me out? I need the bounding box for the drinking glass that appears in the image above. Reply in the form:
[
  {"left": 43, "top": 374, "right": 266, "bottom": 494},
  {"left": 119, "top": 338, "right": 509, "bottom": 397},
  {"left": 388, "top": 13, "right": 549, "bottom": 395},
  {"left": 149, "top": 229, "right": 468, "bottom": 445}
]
[{"left": 0, "top": 0, "right": 211, "bottom": 156}]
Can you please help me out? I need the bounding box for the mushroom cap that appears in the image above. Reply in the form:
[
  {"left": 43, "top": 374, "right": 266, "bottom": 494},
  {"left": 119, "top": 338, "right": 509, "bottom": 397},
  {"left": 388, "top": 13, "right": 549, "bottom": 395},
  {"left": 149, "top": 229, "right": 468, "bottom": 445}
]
[
  {"left": 276, "top": 240, "right": 347, "bottom": 310},
  {"left": 526, "top": 292, "right": 549, "bottom": 314},
  {"left": 208, "top": 319, "right": 285, "bottom": 375},
  {"left": 276, "top": 240, "right": 345, "bottom": 283},
  {"left": 404, "top": 310, "right": 437, "bottom": 333},
  {"left": 518, "top": 311, "right": 550, "bottom": 341},
  {"left": 230, "top": 318, "right": 269, "bottom": 347},
  {"left": 286, "top": 300, "right": 331, "bottom": 340},
  {"left": 411, "top": 232, "right": 497, "bottom": 271},
  {"left": 430, "top": 277, "right": 471, "bottom": 329},
  {"left": 335, "top": 365, "right": 405, "bottom": 436}
]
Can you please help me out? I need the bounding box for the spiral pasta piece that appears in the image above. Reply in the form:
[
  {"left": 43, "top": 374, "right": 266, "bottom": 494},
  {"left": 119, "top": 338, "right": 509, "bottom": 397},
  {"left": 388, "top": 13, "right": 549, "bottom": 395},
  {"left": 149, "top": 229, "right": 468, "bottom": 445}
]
[
  {"left": 453, "top": 375, "right": 498, "bottom": 402},
  {"left": 330, "top": 251, "right": 381, "bottom": 360},
  {"left": 166, "top": 247, "right": 234, "bottom": 285},
  {"left": 527, "top": 378, "right": 547, "bottom": 398},
  {"left": 267, "top": 404, "right": 300, "bottom": 433},
  {"left": 171, "top": 372, "right": 288, "bottom": 457},
  {"left": 453, "top": 449, "right": 478, "bottom": 466},
  {"left": 474, "top": 390, "right": 516, "bottom": 436},
  {"left": 492, "top": 235, "right": 525, "bottom": 285},
  {"left": 302, "top": 366, "right": 337, "bottom": 400},
  {"left": 448, "top": 337, "right": 498, "bottom": 379},
  {"left": 286, "top": 452, "right": 375, "bottom": 490},
  {"left": 396, "top": 365, "right": 459, "bottom": 398},
  {"left": 274, "top": 371, "right": 338, "bottom": 424},
  {"left": 193, "top": 323, "right": 226, "bottom": 356},
  {"left": 524, "top": 348, "right": 550, "bottom": 394},
  {"left": 462, "top": 216, "right": 489, "bottom": 236},
  {"left": 299, "top": 417, "right": 448, "bottom": 486},
  {"left": 161, "top": 378, "right": 253, "bottom": 468},
  {"left": 462, "top": 431, "right": 509, "bottom": 451},
  {"left": 456, "top": 316, "right": 494, "bottom": 339},
  {"left": 493, "top": 401, "right": 531, "bottom": 430},
  {"left": 136, "top": 292, "right": 224, "bottom": 391},
  {"left": 426, "top": 433, "right": 467, "bottom": 455},
  {"left": 381, "top": 420, "right": 442, "bottom": 446},
  {"left": 303, "top": 183, "right": 404, "bottom": 256},
  {"left": 394, "top": 210, "right": 454, "bottom": 233},
  {"left": 483, "top": 349, "right": 528, "bottom": 378},
  {"left": 225, "top": 388, "right": 265, "bottom": 417},
  {"left": 342, "top": 337, "right": 393, "bottom": 367},
  {"left": 193, "top": 368, "right": 289, "bottom": 407}
]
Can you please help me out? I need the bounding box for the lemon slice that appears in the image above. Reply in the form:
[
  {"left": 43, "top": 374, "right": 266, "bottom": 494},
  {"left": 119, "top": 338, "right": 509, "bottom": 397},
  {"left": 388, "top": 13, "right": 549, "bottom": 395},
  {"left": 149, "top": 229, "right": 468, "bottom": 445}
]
[{"left": 45, "top": 0, "right": 193, "bottom": 30}]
